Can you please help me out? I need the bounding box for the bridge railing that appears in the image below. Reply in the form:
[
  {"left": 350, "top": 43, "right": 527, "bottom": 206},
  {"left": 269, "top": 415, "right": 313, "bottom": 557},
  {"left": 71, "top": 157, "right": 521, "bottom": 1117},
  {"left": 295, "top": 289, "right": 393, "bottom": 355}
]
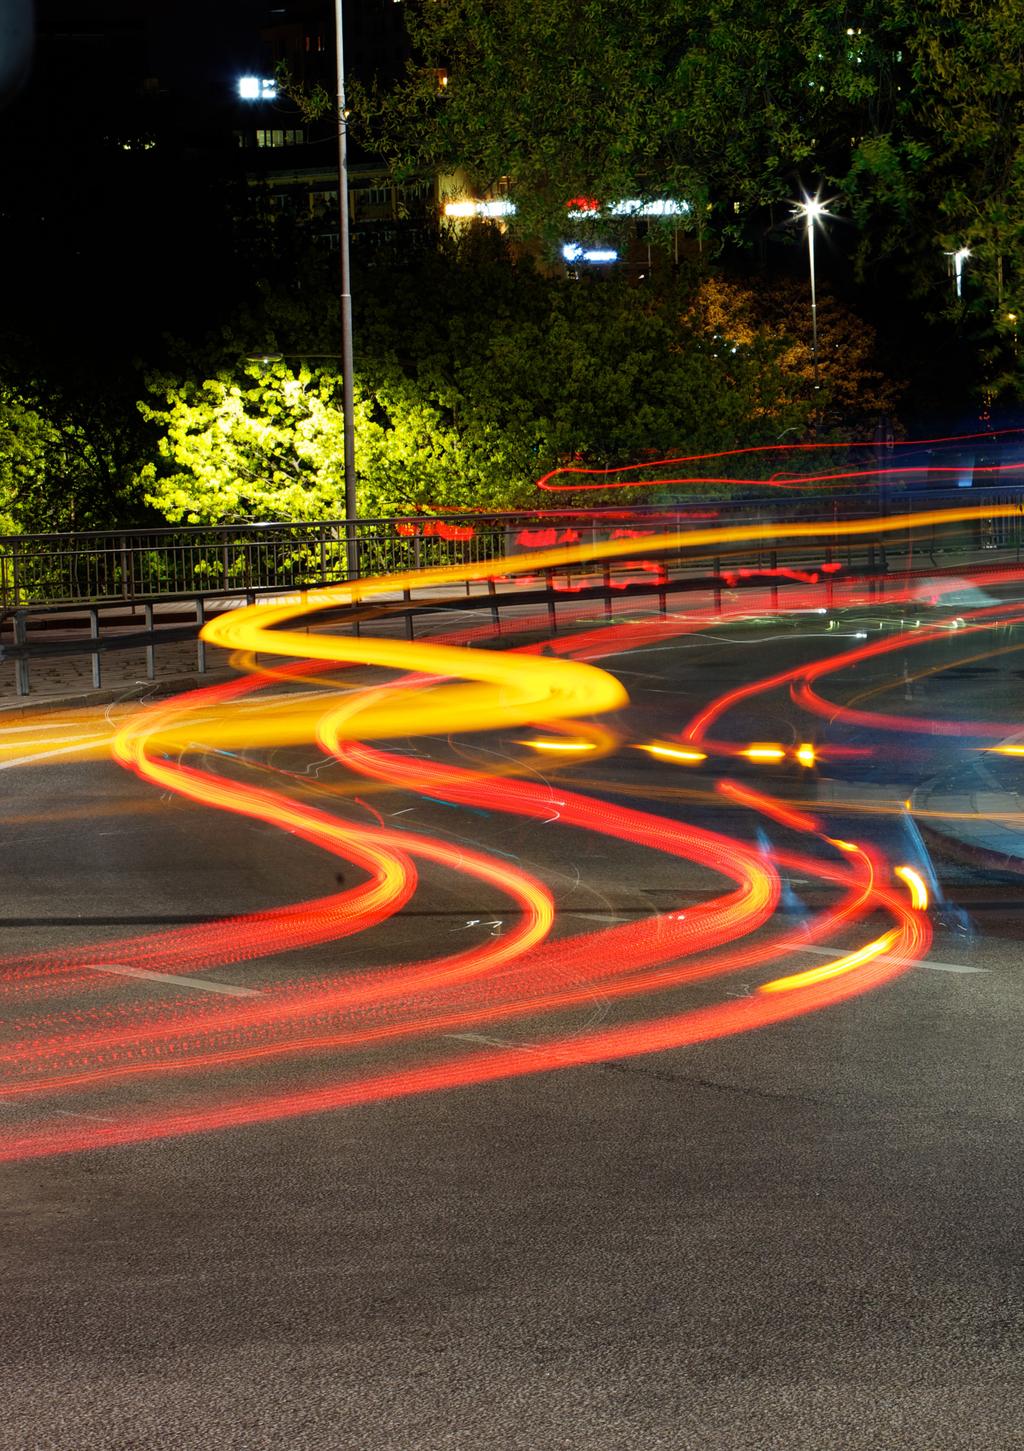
[{"left": 1, "top": 488, "right": 1021, "bottom": 612}]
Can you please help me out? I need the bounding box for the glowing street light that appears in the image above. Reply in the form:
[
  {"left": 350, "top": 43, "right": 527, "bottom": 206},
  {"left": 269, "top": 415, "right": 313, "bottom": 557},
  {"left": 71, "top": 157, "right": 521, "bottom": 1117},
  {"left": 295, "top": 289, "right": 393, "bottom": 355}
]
[{"left": 792, "top": 194, "right": 828, "bottom": 419}]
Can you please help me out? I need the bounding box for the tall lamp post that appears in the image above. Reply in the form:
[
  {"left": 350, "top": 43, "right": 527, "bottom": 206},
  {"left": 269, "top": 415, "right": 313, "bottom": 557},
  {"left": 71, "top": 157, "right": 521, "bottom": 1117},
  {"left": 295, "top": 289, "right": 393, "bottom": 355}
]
[
  {"left": 945, "top": 245, "right": 970, "bottom": 300},
  {"left": 333, "top": 0, "right": 358, "bottom": 579},
  {"left": 793, "top": 195, "right": 827, "bottom": 428}
]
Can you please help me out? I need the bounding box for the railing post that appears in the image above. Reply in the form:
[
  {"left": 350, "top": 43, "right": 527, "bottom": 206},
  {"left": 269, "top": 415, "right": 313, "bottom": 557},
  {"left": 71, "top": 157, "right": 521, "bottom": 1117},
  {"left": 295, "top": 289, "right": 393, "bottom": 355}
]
[
  {"left": 145, "top": 602, "right": 156, "bottom": 679},
  {"left": 488, "top": 577, "right": 500, "bottom": 632},
  {"left": 546, "top": 569, "right": 558, "bottom": 632},
  {"left": 13, "top": 611, "right": 29, "bottom": 696},
  {"left": 89, "top": 607, "right": 102, "bottom": 688},
  {"left": 403, "top": 587, "right": 414, "bottom": 640},
  {"left": 196, "top": 597, "right": 206, "bottom": 674}
]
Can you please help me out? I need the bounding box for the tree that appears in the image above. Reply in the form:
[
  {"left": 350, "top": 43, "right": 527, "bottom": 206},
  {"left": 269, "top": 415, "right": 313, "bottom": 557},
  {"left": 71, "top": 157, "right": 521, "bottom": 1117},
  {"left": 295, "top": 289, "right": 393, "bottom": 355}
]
[
  {"left": 364, "top": 0, "right": 837, "bottom": 243},
  {"left": 368, "top": 0, "right": 1024, "bottom": 396},
  {"left": 137, "top": 358, "right": 539, "bottom": 524},
  {"left": 138, "top": 251, "right": 817, "bottom": 524},
  {"left": 0, "top": 379, "right": 145, "bottom": 534},
  {"left": 687, "top": 274, "right": 904, "bottom": 433}
]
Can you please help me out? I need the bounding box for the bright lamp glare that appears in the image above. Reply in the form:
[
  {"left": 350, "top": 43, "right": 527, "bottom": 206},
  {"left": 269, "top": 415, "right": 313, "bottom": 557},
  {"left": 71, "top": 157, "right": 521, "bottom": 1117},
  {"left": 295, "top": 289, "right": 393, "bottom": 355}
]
[
  {"left": 795, "top": 195, "right": 826, "bottom": 223},
  {"left": 238, "top": 75, "right": 277, "bottom": 100}
]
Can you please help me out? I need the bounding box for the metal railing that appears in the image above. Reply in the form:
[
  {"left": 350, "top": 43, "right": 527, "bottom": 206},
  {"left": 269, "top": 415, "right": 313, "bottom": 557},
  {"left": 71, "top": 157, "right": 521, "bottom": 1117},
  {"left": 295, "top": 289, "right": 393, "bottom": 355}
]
[
  {"left": 3, "top": 487, "right": 1023, "bottom": 697},
  {"left": 1, "top": 488, "right": 1022, "bottom": 613}
]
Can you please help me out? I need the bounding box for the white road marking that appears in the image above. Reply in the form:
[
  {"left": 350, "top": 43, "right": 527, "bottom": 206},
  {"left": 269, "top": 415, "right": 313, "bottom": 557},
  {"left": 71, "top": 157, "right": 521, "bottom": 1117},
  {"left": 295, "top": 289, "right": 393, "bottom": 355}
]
[
  {"left": 0, "top": 740, "right": 105, "bottom": 770},
  {"left": 790, "top": 944, "right": 987, "bottom": 974},
  {"left": 82, "top": 963, "right": 263, "bottom": 996},
  {"left": 0, "top": 720, "right": 100, "bottom": 735}
]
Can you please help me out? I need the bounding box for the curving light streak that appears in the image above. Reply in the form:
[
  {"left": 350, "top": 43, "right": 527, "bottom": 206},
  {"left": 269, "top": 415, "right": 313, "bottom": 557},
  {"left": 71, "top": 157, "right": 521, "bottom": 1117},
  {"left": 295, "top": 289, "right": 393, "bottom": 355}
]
[
  {"left": 894, "top": 865, "right": 929, "bottom": 910},
  {"left": 535, "top": 427, "right": 1024, "bottom": 491},
  {"left": 0, "top": 505, "right": 965, "bottom": 1160}
]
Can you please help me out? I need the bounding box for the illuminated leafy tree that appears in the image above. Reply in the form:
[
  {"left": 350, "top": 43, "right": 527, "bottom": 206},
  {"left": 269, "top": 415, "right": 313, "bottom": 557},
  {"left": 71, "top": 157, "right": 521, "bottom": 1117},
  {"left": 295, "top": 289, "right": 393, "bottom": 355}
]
[{"left": 138, "top": 256, "right": 817, "bottom": 524}]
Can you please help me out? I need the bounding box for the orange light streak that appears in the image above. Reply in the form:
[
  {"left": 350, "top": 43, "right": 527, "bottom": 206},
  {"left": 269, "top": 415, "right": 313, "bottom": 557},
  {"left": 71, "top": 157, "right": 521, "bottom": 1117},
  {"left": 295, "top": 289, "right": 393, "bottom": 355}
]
[
  {"left": 0, "top": 506, "right": 965, "bottom": 1159},
  {"left": 894, "top": 865, "right": 929, "bottom": 910}
]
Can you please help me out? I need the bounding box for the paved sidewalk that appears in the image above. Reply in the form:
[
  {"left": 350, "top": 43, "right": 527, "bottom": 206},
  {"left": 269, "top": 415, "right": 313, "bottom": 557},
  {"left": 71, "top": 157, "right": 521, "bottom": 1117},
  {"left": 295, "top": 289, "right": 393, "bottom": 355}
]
[
  {"left": 913, "top": 738, "right": 1024, "bottom": 875},
  {"left": 0, "top": 635, "right": 236, "bottom": 712}
]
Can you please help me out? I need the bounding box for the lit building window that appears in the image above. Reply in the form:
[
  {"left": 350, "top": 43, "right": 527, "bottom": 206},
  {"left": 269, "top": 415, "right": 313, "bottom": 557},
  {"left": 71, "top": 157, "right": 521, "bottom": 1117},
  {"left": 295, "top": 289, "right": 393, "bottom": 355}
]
[{"left": 255, "top": 128, "right": 304, "bottom": 148}]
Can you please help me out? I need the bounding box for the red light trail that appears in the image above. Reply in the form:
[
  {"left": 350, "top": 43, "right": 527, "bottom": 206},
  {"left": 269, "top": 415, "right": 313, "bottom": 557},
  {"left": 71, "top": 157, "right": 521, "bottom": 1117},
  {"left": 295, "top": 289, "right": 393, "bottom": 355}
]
[{"left": 5, "top": 500, "right": 1016, "bottom": 1160}]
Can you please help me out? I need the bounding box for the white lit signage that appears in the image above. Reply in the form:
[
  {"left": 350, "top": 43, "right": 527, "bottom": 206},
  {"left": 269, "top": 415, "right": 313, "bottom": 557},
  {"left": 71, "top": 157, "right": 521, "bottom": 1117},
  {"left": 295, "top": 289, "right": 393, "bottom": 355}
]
[
  {"left": 566, "top": 198, "right": 690, "bottom": 219},
  {"left": 610, "top": 198, "right": 690, "bottom": 217},
  {"left": 562, "top": 243, "right": 618, "bottom": 264},
  {"left": 238, "top": 76, "right": 278, "bottom": 101},
  {"left": 443, "top": 199, "right": 516, "bottom": 219}
]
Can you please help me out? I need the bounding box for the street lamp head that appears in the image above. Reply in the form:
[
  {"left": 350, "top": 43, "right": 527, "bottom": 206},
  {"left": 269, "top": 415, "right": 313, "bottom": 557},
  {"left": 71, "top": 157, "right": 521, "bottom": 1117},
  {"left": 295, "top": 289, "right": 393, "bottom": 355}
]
[
  {"left": 954, "top": 246, "right": 971, "bottom": 265},
  {"left": 793, "top": 194, "right": 828, "bottom": 225}
]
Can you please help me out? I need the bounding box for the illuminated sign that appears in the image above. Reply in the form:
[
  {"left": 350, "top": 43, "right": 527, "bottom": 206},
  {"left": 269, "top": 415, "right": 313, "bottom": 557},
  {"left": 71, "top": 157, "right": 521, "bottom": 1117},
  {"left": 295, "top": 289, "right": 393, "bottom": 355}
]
[
  {"left": 562, "top": 243, "right": 618, "bottom": 264},
  {"left": 566, "top": 198, "right": 690, "bottom": 219},
  {"left": 238, "top": 76, "right": 277, "bottom": 100},
  {"left": 443, "top": 199, "right": 516, "bottom": 219}
]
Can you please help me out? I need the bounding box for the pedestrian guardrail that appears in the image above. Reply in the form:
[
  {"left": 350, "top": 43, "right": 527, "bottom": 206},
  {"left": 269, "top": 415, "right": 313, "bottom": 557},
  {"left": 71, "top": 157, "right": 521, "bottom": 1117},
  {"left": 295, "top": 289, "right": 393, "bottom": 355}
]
[
  {"left": 0, "top": 493, "right": 928, "bottom": 612},
  {"left": 7, "top": 488, "right": 1014, "bottom": 613}
]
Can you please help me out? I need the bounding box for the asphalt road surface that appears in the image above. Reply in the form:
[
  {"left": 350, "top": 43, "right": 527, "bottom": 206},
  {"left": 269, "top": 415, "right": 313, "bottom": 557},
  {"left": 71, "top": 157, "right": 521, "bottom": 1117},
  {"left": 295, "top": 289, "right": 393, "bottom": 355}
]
[{"left": 2, "top": 595, "right": 1023, "bottom": 1450}]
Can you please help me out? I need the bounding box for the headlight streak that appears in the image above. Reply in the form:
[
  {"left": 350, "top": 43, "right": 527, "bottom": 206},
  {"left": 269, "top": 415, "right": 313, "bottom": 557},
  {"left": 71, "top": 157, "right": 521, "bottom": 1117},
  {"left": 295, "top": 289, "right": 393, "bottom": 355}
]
[
  {"left": 894, "top": 865, "right": 929, "bottom": 910},
  {"left": 1, "top": 509, "right": 979, "bottom": 1160}
]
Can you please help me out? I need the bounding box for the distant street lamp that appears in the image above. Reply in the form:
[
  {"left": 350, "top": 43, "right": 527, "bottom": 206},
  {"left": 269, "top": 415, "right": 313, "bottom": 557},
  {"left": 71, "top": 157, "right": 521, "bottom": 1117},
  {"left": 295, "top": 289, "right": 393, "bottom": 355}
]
[{"left": 792, "top": 195, "right": 828, "bottom": 420}]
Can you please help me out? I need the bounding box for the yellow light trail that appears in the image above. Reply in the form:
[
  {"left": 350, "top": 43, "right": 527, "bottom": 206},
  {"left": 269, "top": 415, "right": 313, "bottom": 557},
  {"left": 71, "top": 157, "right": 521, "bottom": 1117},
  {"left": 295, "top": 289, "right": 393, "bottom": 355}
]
[
  {"left": 635, "top": 741, "right": 708, "bottom": 764},
  {"left": 894, "top": 865, "right": 929, "bottom": 910},
  {"left": 742, "top": 744, "right": 787, "bottom": 762},
  {"left": 759, "top": 929, "right": 900, "bottom": 994}
]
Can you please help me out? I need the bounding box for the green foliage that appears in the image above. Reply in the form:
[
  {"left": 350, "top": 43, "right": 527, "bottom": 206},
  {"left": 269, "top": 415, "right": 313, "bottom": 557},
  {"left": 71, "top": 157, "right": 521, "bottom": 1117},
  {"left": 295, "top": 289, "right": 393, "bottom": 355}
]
[
  {"left": 369, "top": 0, "right": 1024, "bottom": 393},
  {"left": 0, "top": 381, "right": 144, "bottom": 534},
  {"left": 137, "top": 355, "right": 539, "bottom": 524},
  {"left": 139, "top": 249, "right": 818, "bottom": 524}
]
